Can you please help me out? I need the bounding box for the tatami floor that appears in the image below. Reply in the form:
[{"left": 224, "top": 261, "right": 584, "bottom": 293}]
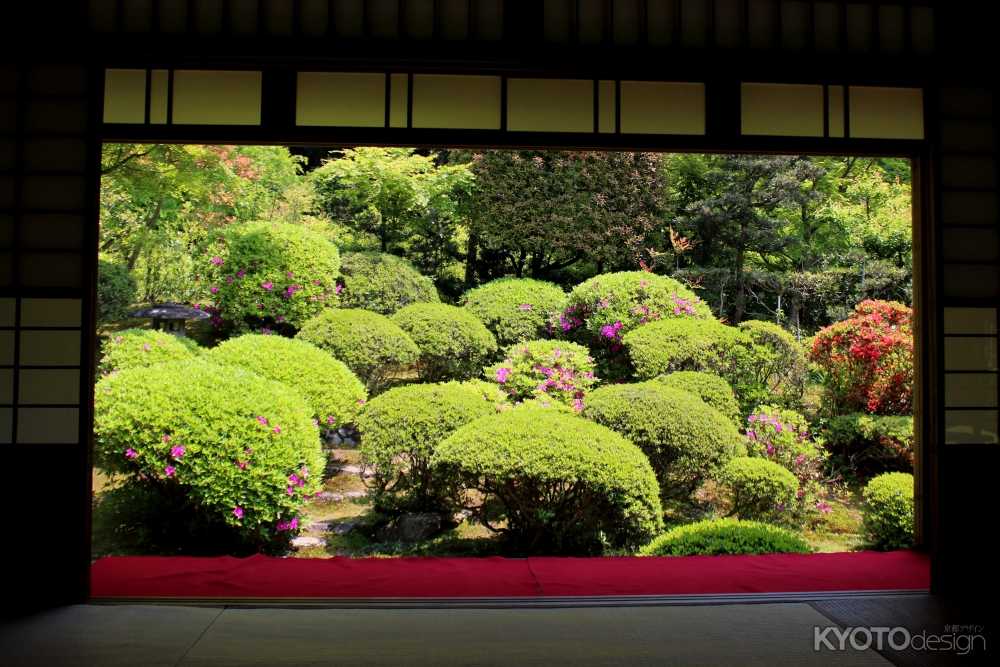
[{"left": 2, "top": 594, "right": 982, "bottom": 666}]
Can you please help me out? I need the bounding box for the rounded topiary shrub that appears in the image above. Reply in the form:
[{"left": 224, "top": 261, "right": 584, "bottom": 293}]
[
  {"left": 98, "top": 328, "right": 200, "bottom": 375},
  {"left": 656, "top": 371, "right": 742, "bottom": 426},
  {"left": 623, "top": 317, "right": 762, "bottom": 413},
  {"left": 556, "top": 271, "right": 710, "bottom": 377},
  {"left": 433, "top": 409, "right": 663, "bottom": 553},
  {"left": 97, "top": 259, "right": 137, "bottom": 324},
  {"left": 718, "top": 457, "right": 799, "bottom": 522},
  {"left": 737, "top": 320, "right": 809, "bottom": 407},
  {"left": 584, "top": 382, "right": 745, "bottom": 498},
  {"left": 94, "top": 360, "right": 324, "bottom": 551},
  {"left": 486, "top": 339, "right": 596, "bottom": 410},
  {"left": 205, "top": 334, "right": 367, "bottom": 430},
  {"left": 202, "top": 222, "right": 341, "bottom": 333},
  {"left": 295, "top": 308, "right": 420, "bottom": 393},
  {"left": 461, "top": 277, "right": 566, "bottom": 346},
  {"left": 862, "top": 472, "right": 914, "bottom": 550},
  {"left": 391, "top": 303, "right": 497, "bottom": 382},
  {"left": 640, "top": 518, "right": 811, "bottom": 556},
  {"left": 338, "top": 251, "right": 439, "bottom": 315},
  {"left": 357, "top": 382, "right": 497, "bottom": 513}
]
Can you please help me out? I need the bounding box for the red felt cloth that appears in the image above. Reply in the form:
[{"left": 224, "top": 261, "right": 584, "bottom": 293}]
[{"left": 91, "top": 550, "right": 929, "bottom": 599}]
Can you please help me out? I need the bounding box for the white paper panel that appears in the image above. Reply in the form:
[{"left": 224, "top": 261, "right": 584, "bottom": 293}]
[
  {"left": 19, "top": 331, "right": 82, "bottom": 366},
  {"left": 0, "top": 369, "right": 10, "bottom": 404},
  {"left": 296, "top": 72, "right": 384, "bottom": 127},
  {"left": 507, "top": 78, "right": 593, "bottom": 133},
  {"left": 945, "top": 410, "right": 999, "bottom": 445},
  {"left": 0, "top": 330, "right": 12, "bottom": 365},
  {"left": 944, "top": 338, "right": 998, "bottom": 371},
  {"left": 621, "top": 81, "right": 705, "bottom": 135},
  {"left": 17, "top": 407, "right": 80, "bottom": 444},
  {"left": 19, "top": 369, "right": 80, "bottom": 405},
  {"left": 172, "top": 70, "right": 262, "bottom": 125},
  {"left": 944, "top": 308, "right": 997, "bottom": 336},
  {"left": 103, "top": 69, "right": 146, "bottom": 124},
  {"left": 0, "top": 298, "right": 13, "bottom": 327},
  {"left": 945, "top": 373, "right": 998, "bottom": 408},
  {"left": 849, "top": 87, "right": 923, "bottom": 140},
  {"left": 20, "top": 299, "right": 81, "bottom": 327},
  {"left": 742, "top": 83, "right": 824, "bottom": 136},
  {"left": 0, "top": 408, "right": 11, "bottom": 444},
  {"left": 412, "top": 75, "right": 501, "bottom": 130}
]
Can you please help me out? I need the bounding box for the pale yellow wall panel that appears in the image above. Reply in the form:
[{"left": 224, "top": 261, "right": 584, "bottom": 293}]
[
  {"left": 507, "top": 78, "right": 593, "bottom": 133},
  {"left": 103, "top": 69, "right": 146, "bottom": 124},
  {"left": 849, "top": 86, "right": 923, "bottom": 139},
  {"left": 412, "top": 75, "right": 501, "bottom": 130},
  {"left": 19, "top": 331, "right": 82, "bottom": 366},
  {"left": 17, "top": 407, "right": 80, "bottom": 444},
  {"left": 19, "top": 369, "right": 80, "bottom": 405},
  {"left": 741, "top": 83, "right": 824, "bottom": 136},
  {"left": 944, "top": 308, "right": 997, "bottom": 335},
  {"left": 20, "top": 299, "right": 81, "bottom": 327},
  {"left": 945, "top": 373, "right": 998, "bottom": 408},
  {"left": 296, "top": 72, "right": 385, "bottom": 127},
  {"left": 620, "top": 81, "right": 705, "bottom": 135},
  {"left": 945, "top": 410, "right": 999, "bottom": 445},
  {"left": 172, "top": 70, "right": 262, "bottom": 125}
]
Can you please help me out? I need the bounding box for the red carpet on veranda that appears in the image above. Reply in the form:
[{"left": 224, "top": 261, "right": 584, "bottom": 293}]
[{"left": 91, "top": 550, "right": 929, "bottom": 599}]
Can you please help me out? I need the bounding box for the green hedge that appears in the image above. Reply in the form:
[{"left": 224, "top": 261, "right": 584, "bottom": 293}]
[
  {"left": 461, "top": 277, "right": 566, "bottom": 346},
  {"left": 94, "top": 360, "right": 324, "bottom": 550},
  {"left": 392, "top": 303, "right": 498, "bottom": 381},
  {"left": 822, "top": 413, "right": 914, "bottom": 475},
  {"left": 737, "top": 320, "right": 809, "bottom": 406},
  {"left": 202, "top": 222, "right": 341, "bottom": 332},
  {"left": 296, "top": 308, "right": 420, "bottom": 393},
  {"left": 718, "top": 457, "right": 799, "bottom": 522},
  {"left": 357, "top": 382, "right": 497, "bottom": 512},
  {"left": 487, "top": 339, "right": 596, "bottom": 409},
  {"left": 338, "top": 251, "right": 439, "bottom": 315},
  {"left": 862, "top": 472, "right": 914, "bottom": 550},
  {"left": 433, "top": 409, "right": 663, "bottom": 553},
  {"left": 640, "top": 518, "right": 811, "bottom": 556},
  {"left": 656, "top": 371, "right": 742, "bottom": 426},
  {"left": 97, "top": 259, "right": 137, "bottom": 324},
  {"left": 205, "top": 334, "right": 367, "bottom": 429},
  {"left": 584, "top": 381, "right": 745, "bottom": 498},
  {"left": 98, "top": 328, "right": 200, "bottom": 375}
]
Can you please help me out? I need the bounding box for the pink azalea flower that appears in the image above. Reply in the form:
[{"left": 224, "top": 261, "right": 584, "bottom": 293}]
[
  {"left": 142, "top": 343, "right": 151, "bottom": 352},
  {"left": 326, "top": 415, "right": 336, "bottom": 425},
  {"left": 164, "top": 465, "right": 176, "bottom": 478},
  {"left": 496, "top": 367, "right": 511, "bottom": 384},
  {"left": 210, "top": 256, "right": 224, "bottom": 266},
  {"left": 572, "top": 398, "right": 585, "bottom": 412},
  {"left": 237, "top": 269, "right": 246, "bottom": 278},
  {"left": 272, "top": 425, "right": 282, "bottom": 435},
  {"left": 210, "top": 286, "right": 219, "bottom": 294},
  {"left": 125, "top": 448, "right": 138, "bottom": 459},
  {"left": 236, "top": 460, "right": 248, "bottom": 470},
  {"left": 261, "top": 281, "right": 273, "bottom": 291},
  {"left": 286, "top": 271, "right": 295, "bottom": 279},
  {"left": 162, "top": 434, "right": 171, "bottom": 442},
  {"left": 257, "top": 415, "right": 268, "bottom": 426},
  {"left": 233, "top": 506, "right": 244, "bottom": 520},
  {"left": 170, "top": 445, "right": 186, "bottom": 459},
  {"left": 518, "top": 303, "right": 533, "bottom": 311},
  {"left": 334, "top": 284, "right": 344, "bottom": 295},
  {"left": 286, "top": 486, "right": 295, "bottom": 496},
  {"left": 289, "top": 474, "right": 300, "bottom": 486}
]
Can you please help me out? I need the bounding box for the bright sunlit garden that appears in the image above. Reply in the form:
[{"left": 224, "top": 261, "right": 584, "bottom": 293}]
[{"left": 92, "top": 145, "right": 916, "bottom": 560}]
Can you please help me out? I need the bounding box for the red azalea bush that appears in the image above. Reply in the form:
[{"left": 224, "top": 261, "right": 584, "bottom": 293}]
[{"left": 810, "top": 300, "right": 913, "bottom": 415}]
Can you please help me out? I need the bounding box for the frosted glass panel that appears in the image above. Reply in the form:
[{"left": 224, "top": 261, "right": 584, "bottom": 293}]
[
  {"left": 17, "top": 407, "right": 79, "bottom": 444},
  {"left": 296, "top": 72, "right": 385, "bottom": 127},
  {"left": 103, "top": 69, "right": 146, "bottom": 124},
  {"left": 20, "top": 299, "right": 81, "bottom": 327},
  {"left": 411, "top": 75, "right": 502, "bottom": 130},
  {"left": 944, "top": 338, "right": 998, "bottom": 371},
  {"left": 507, "top": 79, "right": 593, "bottom": 133},
  {"left": 849, "top": 87, "right": 924, "bottom": 140},
  {"left": 19, "top": 369, "right": 80, "bottom": 405},
  {"left": 944, "top": 308, "right": 997, "bottom": 335},
  {"left": 945, "top": 373, "right": 998, "bottom": 408},
  {"left": 945, "top": 410, "right": 998, "bottom": 445},
  {"left": 172, "top": 70, "right": 262, "bottom": 125},
  {"left": 620, "top": 82, "right": 705, "bottom": 135},
  {"left": 19, "top": 331, "right": 81, "bottom": 366},
  {"left": 741, "top": 83, "right": 824, "bottom": 136}
]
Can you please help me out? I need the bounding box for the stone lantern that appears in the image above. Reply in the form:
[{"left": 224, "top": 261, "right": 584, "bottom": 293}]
[{"left": 128, "top": 303, "right": 210, "bottom": 337}]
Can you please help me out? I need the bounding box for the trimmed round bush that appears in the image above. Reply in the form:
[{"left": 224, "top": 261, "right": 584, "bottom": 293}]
[
  {"left": 584, "top": 382, "right": 745, "bottom": 498},
  {"left": 461, "top": 277, "right": 566, "bottom": 346},
  {"left": 737, "top": 320, "right": 809, "bottom": 406},
  {"left": 202, "top": 222, "right": 341, "bottom": 332},
  {"left": 98, "top": 328, "right": 199, "bottom": 375},
  {"left": 97, "top": 259, "right": 137, "bottom": 324},
  {"left": 391, "top": 303, "right": 498, "bottom": 381},
  {"left": 94, "top": 360, "right": 324, "bottom": 550},
  {"left": 718, "top": 457, "right": 799, "bottom": 522},
  {"left": 640, "top": 518, "right": 811, "bottom": 556},
  {"left": 357, "top": 382, "right": 497, "bottom": 512},
  {"left": 623, "top": 317, "right": 764, "bottom": 413},
  {"left": 338, "top": 251, "right": 439, "bottom": 315},
  {"left": 296, "top": 308, "right": 420, "bottom": 393},
  {"left": 433, "top": 409, "right": 663, "bottom": 553},
  {"left": 556, "top": 271, "right": 710, "bottom": 377},
  {"left": 205, "top": 334, "right": 367, "bottom": 429},
  {"left": 487, "top": 339, "right": 596, "bottom": 410},
  {"left": 862, "top": 472, "right": 914, "bottom": 550},
  {"left": 656, "top": 371, "right": 741, "bottom": 426}
]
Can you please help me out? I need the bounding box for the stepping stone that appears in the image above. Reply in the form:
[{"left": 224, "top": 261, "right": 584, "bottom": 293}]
[
  {"left": 330, "top": 520, "right": 360, "bottom": 535},
  {"left": 342, "top": 490, "right": 367, "bottom": 499},
  {"left": 308, "top": 521, "right": 332, "bottom": 532},
  {"left": 291, "top": 536, "right": 326, "bottom": 548}
]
